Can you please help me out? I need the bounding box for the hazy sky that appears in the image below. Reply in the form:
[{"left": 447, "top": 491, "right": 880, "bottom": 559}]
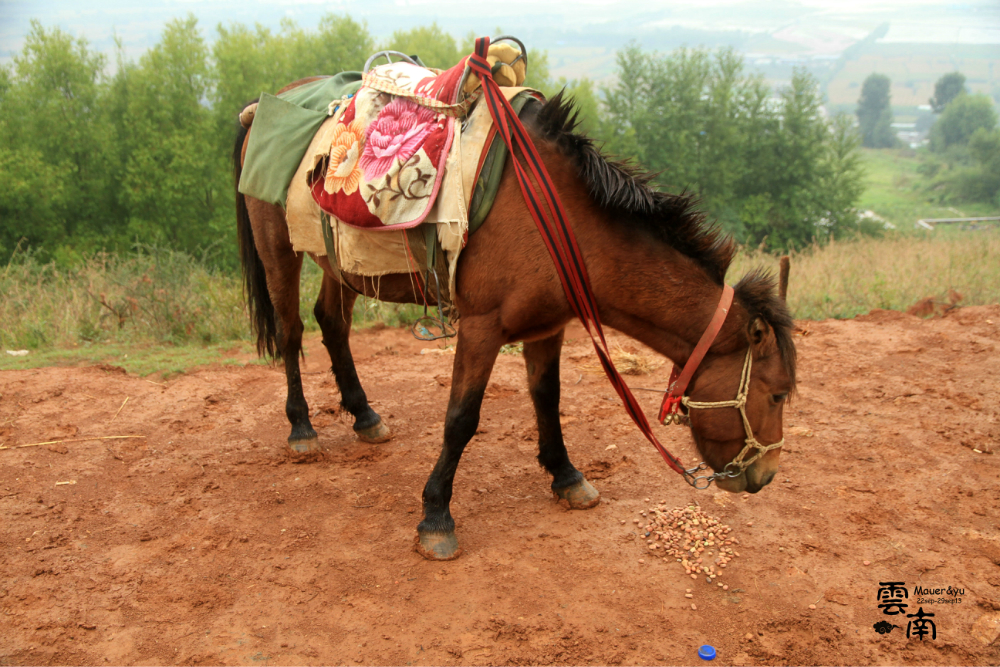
[{"left": 1, "top": 0, "right": 998, "bottom": 69}]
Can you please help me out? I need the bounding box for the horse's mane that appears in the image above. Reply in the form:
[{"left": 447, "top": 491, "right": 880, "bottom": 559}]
[
  {"left": 528, "top": 91, "right": 735, "bottom": 285},
  {"left": 528, "top": 91, "right": 796, "bottom": 387},
  {"left": 735, "top": 269, "right": 797, "bottom": 388}
]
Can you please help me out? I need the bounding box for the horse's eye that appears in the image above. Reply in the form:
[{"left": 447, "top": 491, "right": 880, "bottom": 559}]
[{"left": 772, "top": 393, "right": 788, "bottom": 403}]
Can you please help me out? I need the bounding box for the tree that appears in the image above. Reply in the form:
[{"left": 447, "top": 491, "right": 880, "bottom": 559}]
[
  {"left": 0, "top": 146, "right": 67, "bottom": 256},
  {"left": 211, "top": 15, "right": 375, "bottom": 155},
  {"left": 120, "top": 16, "right": 223, "bottom": 257},
  {"left": 283, "top": 14, "right": 374, "bottom": 79},
  {"left": 856, "top": 73, "right": 896, "bottom": 148},
  {"left": 0, "top": 21, "right": 123, "bottom": 257},
  {"left": 602, "top": 46, "right": 865, "bottom": 250},
  {"left": 964, "top": 127, "right": 1000, "bottom": 202},
  {"left": 929, "top": 93, "right": 998, "bottom": 152},
  {"left": 930, "top": 72, "right": 966, "bottom": 113},
  {"left": 384, "top": 23, "right": 460, "bottom": 69}
]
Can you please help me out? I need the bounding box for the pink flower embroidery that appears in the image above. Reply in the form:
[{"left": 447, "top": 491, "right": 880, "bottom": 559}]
[{"left": 361, "top": 98, "right": 438, "bottom": 181}]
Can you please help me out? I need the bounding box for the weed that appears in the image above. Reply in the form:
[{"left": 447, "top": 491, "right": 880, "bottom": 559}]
[{"left": 732, "top": 230, "right": 1000, "bottom": 320}]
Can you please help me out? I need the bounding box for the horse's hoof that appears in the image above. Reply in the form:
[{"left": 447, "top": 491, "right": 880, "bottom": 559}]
[
  {"left": 553, "top": 478, "right": 601, "bottom": 509},
  {"left": 288, "top": 436, "right": 321, "bottom": 454},
  {"left": 414, "top": 531, "right": 462, "bottom": 561},
  {"left": 356, "top": 419, "right": 392, "bottom": 444},
  {"left": 287, "top": 437, "right": 323, "bottom": 462}
]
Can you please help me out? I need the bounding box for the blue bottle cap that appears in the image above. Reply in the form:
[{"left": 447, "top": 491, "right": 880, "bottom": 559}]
[{"left": 698, "top": 645, "right": 716, "bottom": 661}]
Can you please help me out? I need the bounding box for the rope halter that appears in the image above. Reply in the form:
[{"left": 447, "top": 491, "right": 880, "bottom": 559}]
[{"left": 659, "top": 285, "right": 784, "bottom": 489}]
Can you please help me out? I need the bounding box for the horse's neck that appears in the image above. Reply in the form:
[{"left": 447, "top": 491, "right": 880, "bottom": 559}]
[{"left": 590, "top": 227, "right": 747, "bottom": 366}]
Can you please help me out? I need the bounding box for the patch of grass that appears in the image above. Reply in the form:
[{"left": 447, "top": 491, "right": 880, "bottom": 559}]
[
  {"left": 499, "top": 342, "right": 524, "bottom": 356},
  {"left": 731, "top": 230, "right": 1000, "bottom": 320},
  {"left": 857, "top": 148, "right": 997, "bottom": 228},
  {"left": 351, "top": 298, "right": 426, "bottom": 329},
  {"left": 1, "top": 246, "right": 250, "bottom": 351},
  {"left": 0, "top": 340, "right": 265, "bottom": 377}
]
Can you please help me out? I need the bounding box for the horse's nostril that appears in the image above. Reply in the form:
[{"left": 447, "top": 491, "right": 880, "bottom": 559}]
[{"left": 760, "top": 469, "right": 776, "bottom": 487}]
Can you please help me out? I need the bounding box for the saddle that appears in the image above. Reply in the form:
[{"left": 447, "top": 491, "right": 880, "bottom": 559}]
[
  {"left": 240, "top": 38, "right": 538, "bottom": 337},
  {"left": 307, "top": 41, "right": 529, "bottom": 232}
]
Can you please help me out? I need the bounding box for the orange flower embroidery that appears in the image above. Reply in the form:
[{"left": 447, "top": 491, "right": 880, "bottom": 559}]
[{"left": 324, "top": 119, "right": 366, "bottom": 195}]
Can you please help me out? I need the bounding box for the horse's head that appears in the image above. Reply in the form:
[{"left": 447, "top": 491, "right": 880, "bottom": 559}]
[{"left": 683, "top": 276, "right": 796, "bottom": 493}]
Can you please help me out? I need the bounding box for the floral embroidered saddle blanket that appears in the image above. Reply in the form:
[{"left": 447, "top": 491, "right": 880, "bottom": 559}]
[{"left": 308, "top": 60, "right": 476, "bottom": 231}]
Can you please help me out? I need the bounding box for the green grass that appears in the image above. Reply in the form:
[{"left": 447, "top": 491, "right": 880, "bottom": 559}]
[
  {"left": 732, "top": 230, "right": 1000, "bottom": 320},
  {"left": 3, "top": 150, "right": 999, "bottom": 377},
  {"left": 0, "top": 246, "right": 426, "bottom": 351},
  {"left": 857, "top": 148, "right": 998, "bottom": 228},
  {"left": 0, "top": 340, "right": 266, "bottom": 377}
]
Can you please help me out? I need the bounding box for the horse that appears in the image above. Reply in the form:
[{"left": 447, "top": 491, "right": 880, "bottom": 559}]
[{"left": 233, "top": 81, "right": 797, "bottom": 561}]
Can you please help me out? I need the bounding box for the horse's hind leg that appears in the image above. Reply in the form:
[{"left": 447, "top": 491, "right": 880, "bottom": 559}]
[
  {"left": 313, "top": 273, "right": 390, "bottom": 443},
  {"left": 247, "top": 199, "right": 317, "bottom": 452},
  {"left": 523, "top": 330, "right": 600, "bottom": 509}
]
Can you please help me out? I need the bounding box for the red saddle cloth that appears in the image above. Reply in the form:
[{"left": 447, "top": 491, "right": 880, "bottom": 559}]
[
  {"left": 308, "top": 59, "right": 475, "bottom": 231},
  {"left": 411, "top": 58, "right": 470, "bottom": 107}
]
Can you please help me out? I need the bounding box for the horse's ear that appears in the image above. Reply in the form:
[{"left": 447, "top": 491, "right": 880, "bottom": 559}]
[
  {"left": 750, "top": 317, "right": 771, "bottom": 346},
  {"left": 778, "top": 256, "right": 790, "bottom": 303}
]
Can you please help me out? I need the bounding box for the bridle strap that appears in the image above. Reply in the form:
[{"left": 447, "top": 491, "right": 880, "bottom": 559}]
[
  {"left": 656, "top": 285, "right": 784, "bottom": 488},
  {"left": 682, "top": 347, "right": 784, "bottom": 475},
  {"left": 658, "top": 284, "right": 734, "bottom": 423}
]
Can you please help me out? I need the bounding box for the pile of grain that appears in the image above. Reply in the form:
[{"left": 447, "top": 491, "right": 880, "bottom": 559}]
[{"left": 633, "top": 504, "right": 740, "bottom": 581}]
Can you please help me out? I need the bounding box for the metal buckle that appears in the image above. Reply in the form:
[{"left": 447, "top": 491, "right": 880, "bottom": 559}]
[{"left": 682, "top": 463, "right": 714, "bottom": 489}]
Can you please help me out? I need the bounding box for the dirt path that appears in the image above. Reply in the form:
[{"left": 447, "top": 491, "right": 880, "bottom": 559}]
[{"left": 1, "top": 307, "right": 999, "bottom": 666}]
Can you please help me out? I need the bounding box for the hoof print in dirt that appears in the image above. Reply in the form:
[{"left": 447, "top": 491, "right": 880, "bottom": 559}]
[
  {"left": 355, "top": 419, "right": 392, "bottom": 444},
  {"left": 414, "top": 531, "right": 462, "bottom": 561},
  {"left": 553, "top": 478, "right": 601, "bottom": 509}
]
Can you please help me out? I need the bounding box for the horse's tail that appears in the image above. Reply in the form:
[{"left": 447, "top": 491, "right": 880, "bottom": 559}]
[{"left": 233, "top": 110, "right": 280, "bottom": 359}]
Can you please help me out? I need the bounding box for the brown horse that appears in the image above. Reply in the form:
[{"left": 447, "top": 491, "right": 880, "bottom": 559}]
[{"left": 233, "top": 84, "right": 797, "bottom": 560}]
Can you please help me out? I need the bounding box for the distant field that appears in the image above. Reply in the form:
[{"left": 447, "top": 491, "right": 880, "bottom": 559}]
[
  {"left": 825, "top": 45, "right": 999, "bottom": 107},
  {"left": 856, "top": 148, "right": 998, "bottom": 228}
]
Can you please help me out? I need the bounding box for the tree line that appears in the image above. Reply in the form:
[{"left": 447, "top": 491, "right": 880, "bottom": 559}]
[
  {"left": 0, "top": 14, "right": 867, "bottom": 268},
  {"left": 856, "top": 71, "right": 999, "bottom": 205}
]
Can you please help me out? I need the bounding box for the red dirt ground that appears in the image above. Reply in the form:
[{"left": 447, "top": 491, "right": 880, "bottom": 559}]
[{"left": 1, "top": 307, "right": 999, "bottom": 666}]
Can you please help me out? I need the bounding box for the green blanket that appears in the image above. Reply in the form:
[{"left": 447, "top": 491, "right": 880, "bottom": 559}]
[{"left": 237, "top": 72, "right": 364, "bottom": 207}]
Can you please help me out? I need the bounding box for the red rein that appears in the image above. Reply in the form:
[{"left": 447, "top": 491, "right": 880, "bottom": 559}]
[
  {"left": 658, "top": 285, "right": 734, "bottom": 423},
  {"left": 469, "top": 38, "right": 735, "bottom": 479}
]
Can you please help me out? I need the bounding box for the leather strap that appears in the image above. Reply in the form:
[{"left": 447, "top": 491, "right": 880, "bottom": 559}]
[
  {"left": 321, "top": 212, "right": 364, "bottom": 296},
  {"left": 659, "top": 284, "right": 734, "bottom": 422},
  {"left": 468, "top": 37, "right": 689, "bottom": 474}
]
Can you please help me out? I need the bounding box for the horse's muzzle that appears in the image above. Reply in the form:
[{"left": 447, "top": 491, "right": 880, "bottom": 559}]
[
  {"left": 714, "top": 459, "right": 778, "bottom": 494},
  {"left": 744, "top": 467, "right": 777, "bottom": 493}
]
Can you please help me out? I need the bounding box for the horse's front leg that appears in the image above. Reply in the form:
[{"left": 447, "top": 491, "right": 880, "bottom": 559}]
[
  {"left": 524, "top": 330, "right": 601, "bottom": 508},
  {"left": 313, "top": 273, "right": 390, "bottom": 443},
  {"left": 415, "top": 318, "right": 502, "bottom": 560}
]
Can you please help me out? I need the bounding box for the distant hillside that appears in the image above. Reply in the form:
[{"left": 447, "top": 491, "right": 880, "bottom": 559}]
[{"left": 826, "top": 43, "right": 999, "bottom": 111}]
